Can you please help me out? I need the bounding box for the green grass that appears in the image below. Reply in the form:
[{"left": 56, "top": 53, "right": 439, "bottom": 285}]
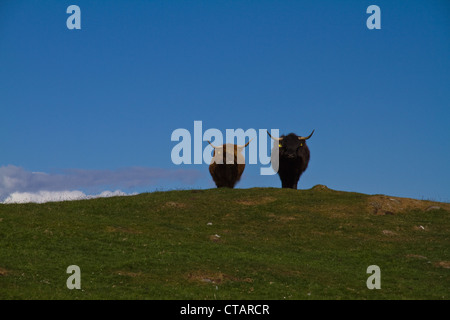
[{"left": 0, "top": 186, "right": 449, "bottom": 300}]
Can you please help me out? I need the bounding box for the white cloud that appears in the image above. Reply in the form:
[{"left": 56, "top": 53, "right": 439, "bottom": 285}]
[
  {"left": 0, "top": 165, "right": 203, "bottom": 203},
  {"left": 2, "top": 190, "right": 133, "bottom": 204}
]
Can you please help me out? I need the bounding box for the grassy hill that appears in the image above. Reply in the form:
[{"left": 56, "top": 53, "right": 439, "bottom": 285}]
[{"left": 0, "top": 186, "right": 449, "bottom": 300}]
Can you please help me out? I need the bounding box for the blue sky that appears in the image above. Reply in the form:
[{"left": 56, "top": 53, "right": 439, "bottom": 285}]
[{"left": 1, "top": 0, "right": 449, "bottom": 202}]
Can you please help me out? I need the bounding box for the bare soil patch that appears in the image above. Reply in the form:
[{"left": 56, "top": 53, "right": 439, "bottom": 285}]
[
  {"left": 312, "top": 184, "right": 332, "bottom": 191},
  {"left": 115, "top": 271, "right": 143, "bottom": 277},
  {"left": 435, "top": 261, "right": 450, "bottom": 269},
  {"left": 0, "top": 267, "right": 10, "bottom": 276},
  {"left": 267, "top": 213, "right": 296, "bottom": 221},
  {"left": 406, "top": 254, "right": 428, "bottom": 260},
  {"left": 187, "top": 271, "right": 252, "bottom": 284},
  {"left": 209, "top": 234, "right": 223, "bottom": 243},
  {"left": 367, "top": 195, "right": 450, "bottom": 215},
  {"left": 163, "top": 201, "right": 187, "bottom": 209},
  {"left": 236, "top": 196, "right": 276, "bottom": 206},
  {"left": 106, "top": 226, "right": 142, "bottom": 234}
]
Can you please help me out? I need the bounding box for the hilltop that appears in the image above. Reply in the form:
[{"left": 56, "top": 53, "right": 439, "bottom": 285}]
[{"left": 0, "top": 186, "right": 449, "bottom": 299}]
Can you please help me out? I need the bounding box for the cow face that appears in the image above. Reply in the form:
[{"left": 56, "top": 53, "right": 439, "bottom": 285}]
[
  {"left": 211, "top": 144, "right": 241, "bottom": 164},
  {"left": 208, "top": 141, "right": 252, "bottom": 165},
  {"left": 268, "top": 130, "right": 314, "bottom": 160},
  {"left": 279, "top": 134, "right": 305, "bottom": 159}
]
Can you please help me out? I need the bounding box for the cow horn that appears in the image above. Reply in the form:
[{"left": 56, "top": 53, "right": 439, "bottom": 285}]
[
  {"left": 207, "top": 141, "right": 223, "bottom": 149},
  {"left": 267, "top": 130, "right": 283, "bottom": 141},
  {"left": 237, "top": 138, "right": 253, "bottom": 148},
  {"left": 298, "top": 129, "right": 315, "bottom": 140}
]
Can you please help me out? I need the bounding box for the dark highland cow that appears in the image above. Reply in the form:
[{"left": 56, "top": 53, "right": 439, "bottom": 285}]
[
  {"left": 208, "top": 140, "right": 251, "bottom": 188},
  {"left": 268, "top": 130, "right": 314, "bottom": 189}
]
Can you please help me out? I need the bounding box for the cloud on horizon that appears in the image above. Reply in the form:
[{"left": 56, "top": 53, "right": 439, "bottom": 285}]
[
  {"left": 0, "top": 165, "right": 203, "bottom": 203},
  {"left": 3, "top": 190, "right": 132, "bottom": 204}
]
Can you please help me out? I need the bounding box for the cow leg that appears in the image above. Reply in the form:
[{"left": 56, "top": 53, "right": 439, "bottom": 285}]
[
  {"left": 292, "top": 177, "right": 300, "bottom": 189},
  {"left": 282, "top": 181, "right": 296, "bottom": 189},
  {"left": 292, "top": 172, "right": 302, "bottom": 189}
]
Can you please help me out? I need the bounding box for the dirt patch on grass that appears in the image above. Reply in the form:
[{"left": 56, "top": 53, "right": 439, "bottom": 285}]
[
  {"left": 434, "top": 261, "right": 450, "bottom": 269},
  {"left": 368, "top": 195, "right": 450, "bottom": 215},
  {"left": 187, "top": 271, "right": 252, "bottom": 284},
  {"left": 311, "top": 184, "right": 332, "bottom": 191},
  {"left": 106, "top": 226, "right": 142, "bottom": 234},
  {"left": 0, "top": 267, "right": 10, "bottom": 276},
  {"left": 267, "top": 213, "right": 296, "bottom": 221},
  {"left": 115, "top": 271, "right": 144, "bottom": 277},
  {"left": 382, "top": 230, "right": 398, "bottom": 236},
  {"left": 236, "top": 196, "right": 276, "bottom": 206},
  {"left": 209, "top": 234, "right": 223, "bottom": 243},
  {"left": 283, "top": 203, "right": 361, "bottom": 218},
  {"left": 316, "top": 204, "right": 363, "bottom": 218},
  {"left": 163, "top": 201, "right": 187, "bottom": 209},
  {"left": 406, "top": 254, "right": 428, "bottom": 260}
]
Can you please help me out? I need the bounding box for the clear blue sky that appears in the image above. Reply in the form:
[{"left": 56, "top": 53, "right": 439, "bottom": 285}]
[{"left": 1, "top": 0, "right": 449, "bottom": 201}]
